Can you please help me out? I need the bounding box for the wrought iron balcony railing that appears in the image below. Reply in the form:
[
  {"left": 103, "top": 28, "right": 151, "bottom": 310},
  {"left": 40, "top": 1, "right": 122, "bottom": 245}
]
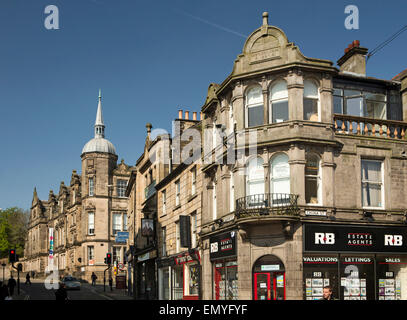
[{"left": 235, "top": 193, "right": 299, "bottom": 218}]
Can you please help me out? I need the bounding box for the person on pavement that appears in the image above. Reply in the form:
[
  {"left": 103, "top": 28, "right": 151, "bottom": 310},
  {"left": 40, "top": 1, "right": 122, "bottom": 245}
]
[
  {"left": 109, "top": 277, "right": 113, "bottom": 291},
  {"left": 7, "top": 276, "right": 17, "bottom": 296},
  {"left": 55, "top": 282, "right": 68, "bottom": 301},
  {"left": 0, "top": 282, "right": 7, "bottom": 300},
  {"left": 320, "top": 286, "right": 335, "bottom": 300},
  {"left": 25, "top": 273, "right": 32, "bottom": 285},
  {"left": 91, "top": 272, "right": 97, "bottom": 286}
]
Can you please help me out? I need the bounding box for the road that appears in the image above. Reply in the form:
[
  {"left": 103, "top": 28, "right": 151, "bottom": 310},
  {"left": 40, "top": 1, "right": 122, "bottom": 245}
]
[{"left": 9, "top": 279, "right": 130, "bottom": 300}]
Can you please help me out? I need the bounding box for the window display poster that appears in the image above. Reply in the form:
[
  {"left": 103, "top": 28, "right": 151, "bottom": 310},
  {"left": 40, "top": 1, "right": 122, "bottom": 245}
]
[
  {"left": 276, "top": 275, "right": 284, "bottom": 288},
  {"left": 312, "top": 278, "right": 323, "bottom": 287},
  {"left": 306, "top": 279, "right": 312, "bottom": 288}
]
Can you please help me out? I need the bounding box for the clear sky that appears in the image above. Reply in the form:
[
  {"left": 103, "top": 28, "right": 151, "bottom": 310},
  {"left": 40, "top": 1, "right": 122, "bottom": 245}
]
[{"left": 0, "top": 0, "right": 406, "bottom": 210}]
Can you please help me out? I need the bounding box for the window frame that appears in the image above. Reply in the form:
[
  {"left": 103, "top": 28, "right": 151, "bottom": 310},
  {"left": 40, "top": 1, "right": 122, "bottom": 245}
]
[
  {"left": 305, "top": 153, "right": 322, "bottom": 206},
  {"left": 303, "top": 79, "right": 320, "bottom": 121},
  {"left": 88, "top": 212, "right": 95, "bottom": 235},
  {"left": 175, "top": 180, "right": 181, "bottom": 206},
  {"left": 361, "top": 159, "right": 384, "bottom": 209},
  {"left": 88, "top": 177, "right": 94, "bottom": 197},
  {"left": 245, "top": 85, "right": 264, "bottom": 128},
  {"left": 269, "top": 80, "right": 289, "bottom": 124}
]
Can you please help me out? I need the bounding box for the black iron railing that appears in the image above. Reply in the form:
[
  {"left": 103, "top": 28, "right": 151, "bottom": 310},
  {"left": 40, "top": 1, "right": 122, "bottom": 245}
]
[{"left": 235, "top": 193, "right": 299, "bottom": 218}]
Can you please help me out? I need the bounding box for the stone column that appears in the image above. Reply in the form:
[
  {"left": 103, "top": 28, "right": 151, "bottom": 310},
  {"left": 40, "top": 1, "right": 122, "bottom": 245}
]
[
  {"left": 232, "top": 81, "right": 244, "bottom": 131},
  {"left": 288, "top": 144, "right": 306, "bottom": 205},
  {"left": 320, "top": 74, "right": 333, "bottom": 123},
  {"left": 237, "top": 229, "right": 251, "bottom": 299},
  {"left": 321, "top": 147, "right": 335, "bottom": 208},
  {"left": 287, "top": 70, "right": 304, "bottom": 121}
]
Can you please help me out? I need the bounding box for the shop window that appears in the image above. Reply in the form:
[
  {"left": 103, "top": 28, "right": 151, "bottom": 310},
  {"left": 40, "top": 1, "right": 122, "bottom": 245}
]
[
  {"left": 270, "top": 80, "right": 288, "bottom": 123},
  {"left": 303, "top": 80, "right": 319, "bottom": 121},
  {"left": 172, "top": 266, "right": 183, "bottom": 300},
  {"left": 376, "top": 255, "right": 407, "bottom": 300},
  {"left": 214, "top": 260, "right": 238, "bottom": 300},
  {"left": 246, "top": 157, "right": 265, "bottom": 207},
  {"left": 270, "top": 154, "right": 290, "bottom": 204},
  {"left": 339, "top": 255, "right": 374, "bottom": 300},
  {"left": 361, "top": 159, "right": 383, "bottom": 208},
  {"left": 159, "top": 267, "right": 170, "bottom": 300},
  {"left": 245, "top": 86, "right": 264, "bottom": 127},
  {"left": 303, "top": 255, "right": 339, "bottom": 300},
  {"left": 185, "top": 264, "right": 200, "bottom": 297},
  {"left": 305, "top": 153, "right": 321, "bottom": 205}
]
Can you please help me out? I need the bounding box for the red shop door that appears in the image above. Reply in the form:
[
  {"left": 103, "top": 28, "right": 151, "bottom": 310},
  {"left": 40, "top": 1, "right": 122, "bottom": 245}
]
[{"left": 254, "top": 272, "right": 286, "bottom": 300}]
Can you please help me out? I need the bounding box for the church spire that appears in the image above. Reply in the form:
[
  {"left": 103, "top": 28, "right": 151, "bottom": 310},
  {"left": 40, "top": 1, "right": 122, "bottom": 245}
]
[{"left": 94, "top": 89, "right": 105, "bottom": 138}]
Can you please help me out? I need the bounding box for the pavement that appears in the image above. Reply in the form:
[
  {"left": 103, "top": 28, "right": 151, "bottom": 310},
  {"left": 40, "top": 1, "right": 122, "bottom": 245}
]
[{"left": 3, "top": 279, "right": 134, "bottom": 300}]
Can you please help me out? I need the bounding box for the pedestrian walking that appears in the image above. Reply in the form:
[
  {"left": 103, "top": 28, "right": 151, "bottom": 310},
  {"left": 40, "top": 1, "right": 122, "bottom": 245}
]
[
  {"left": 0, "top": 282, "right": 7, "bottom": 300},
  {"left": 55, "top": 282, "right": 68, "bottom": 301},
  {"left": 7, "top": 276, "right": 16, "bottom": 296},
  {"left": 108, "top": 277, "right": 113, "bottom": 291},
  {"left": 32, "top": 271, "right": 35, "bottom": 279},
  {"left": 91, "top": 272, "right": 98, "bottom": 286},
  {"left": 25, "top": 273, "right": 32, "bottom": 285}
]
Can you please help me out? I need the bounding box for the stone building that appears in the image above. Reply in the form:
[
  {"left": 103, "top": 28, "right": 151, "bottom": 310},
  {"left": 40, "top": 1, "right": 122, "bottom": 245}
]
[
  {"left": 155, "top": 112, "right": 202, "bottom": 300},
  {"left": 199, "top": 12, "right": 407, "bottom": 300},
  {"left": 126, "top": 111, "right": 202, "bottom": 299},
  {"left": 23, "top": 92, "right": 132, "bottom": 282}
]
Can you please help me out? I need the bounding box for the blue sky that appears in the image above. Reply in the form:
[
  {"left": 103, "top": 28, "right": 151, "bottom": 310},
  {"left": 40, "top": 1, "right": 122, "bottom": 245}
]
[{"left": 0, "top": 0, "right": 406, "bottom": 210}]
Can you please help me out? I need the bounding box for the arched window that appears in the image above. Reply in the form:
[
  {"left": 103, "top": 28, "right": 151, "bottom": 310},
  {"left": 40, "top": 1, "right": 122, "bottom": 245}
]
[
  {"left": 246, "top": 157, "right": 265, "bottom": 207},
  {"left": 305, "top": 153, "right": 321, "bottom": 204},
  {"left": 246, "top": 86, "right": 264, "bottom": 127},
  {"left": 270, "top": 154, "right": 290, "bottom": 204},
  {"left": 270, "top": 80, "right": 288, "bottom": 123},
  {"left": 303, "top": 80, "right": 319, "bottom": 121}
]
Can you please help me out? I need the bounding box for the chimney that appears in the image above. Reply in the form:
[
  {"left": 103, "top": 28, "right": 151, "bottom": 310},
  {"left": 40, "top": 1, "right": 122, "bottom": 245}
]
[
  {"left": 185, "top": 110, "right": 189, "bottom": 120},
  {"left": 337, "top": 40, "right": 368, "bottom": 76},
  {"left": 178, "top": 109, "right": 183, "bottom": 119},
  {"left": 193, "top": 112, "right": 197, "bottom": 120}
]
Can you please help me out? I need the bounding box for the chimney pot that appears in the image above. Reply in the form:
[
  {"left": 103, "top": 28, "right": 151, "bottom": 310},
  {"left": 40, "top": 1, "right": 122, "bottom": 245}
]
[
  {"left": 345, "top": 48, "right": 350, "bottom": 54},
  {"left": 178, "top": 109, "right": 183, "bottom": 119},
  {"left": 185, "top": 111, "right": 189, "bottom": 120},
  {"left": 193, "top": 112, "right": 197, "bottom": 121}
]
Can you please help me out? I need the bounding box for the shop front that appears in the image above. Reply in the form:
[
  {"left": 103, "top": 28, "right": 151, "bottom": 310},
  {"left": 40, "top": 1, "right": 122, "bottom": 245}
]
[
  {"left": 303, "top": 223, "right": 407, "bottom": 300},
  {"left": 252, "top": 255, "right": 286, "bottom": 300},
  {"left": 157, "top": 249, "right": 201, "bottom": 300},
  {"left": 210, "top": 230, "right": 238, "bottom": 300},
  {"left": 136, "top": 249, "right": 157, "bottom": 300}
]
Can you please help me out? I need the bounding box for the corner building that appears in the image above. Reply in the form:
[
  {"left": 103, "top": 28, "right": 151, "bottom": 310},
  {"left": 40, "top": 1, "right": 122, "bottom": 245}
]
[{"left": 199, "top": 12, "right": 407, "bottom": 300}]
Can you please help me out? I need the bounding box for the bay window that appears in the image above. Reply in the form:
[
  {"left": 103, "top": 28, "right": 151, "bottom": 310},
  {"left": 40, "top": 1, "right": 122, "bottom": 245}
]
[
  {"left": 303, "top": 80, "right": 319, "bottom": 121},
  {"left": 270, "top": 154, "right": 290, "bottom": 204},
  {"left": 246, "top": 86, "right": 264, "bottom": 127},
  {"left": 270, "top": 80, "right": 289, "bottom": 123},
  {"left": 305, "top": 153, "right": 321, "bottom": 205}
]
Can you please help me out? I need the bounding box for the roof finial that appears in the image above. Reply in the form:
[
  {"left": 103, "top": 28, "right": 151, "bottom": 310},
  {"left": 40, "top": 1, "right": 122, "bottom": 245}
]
[
  {"left": 262, "top": 12, "right": 269, "bottom": 26},
  {"left": 94, "top": 90, "right": 105, "bottom": 138}
]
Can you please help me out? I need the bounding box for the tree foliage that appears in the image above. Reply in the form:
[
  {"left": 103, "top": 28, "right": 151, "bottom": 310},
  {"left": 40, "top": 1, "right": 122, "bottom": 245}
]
[{"left": 0, "top": 207, "right": 29, "bottom": 258}]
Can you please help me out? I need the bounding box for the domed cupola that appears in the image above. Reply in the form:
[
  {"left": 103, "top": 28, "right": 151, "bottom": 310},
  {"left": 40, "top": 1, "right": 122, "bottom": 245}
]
[{"left": 82, "top": 90, "right": 117, "bottom": 155}]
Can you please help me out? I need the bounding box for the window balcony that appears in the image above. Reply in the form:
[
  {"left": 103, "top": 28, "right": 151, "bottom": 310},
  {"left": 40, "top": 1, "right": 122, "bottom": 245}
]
[
  {"left": 334, "top": 114, "right": 407, "bottom": 139},
  {"left": 145, "top": 180, "right": 156, "bottom": 200},
  {"left": 235, "top": 193, "right": 299, "bottom": 218}
]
